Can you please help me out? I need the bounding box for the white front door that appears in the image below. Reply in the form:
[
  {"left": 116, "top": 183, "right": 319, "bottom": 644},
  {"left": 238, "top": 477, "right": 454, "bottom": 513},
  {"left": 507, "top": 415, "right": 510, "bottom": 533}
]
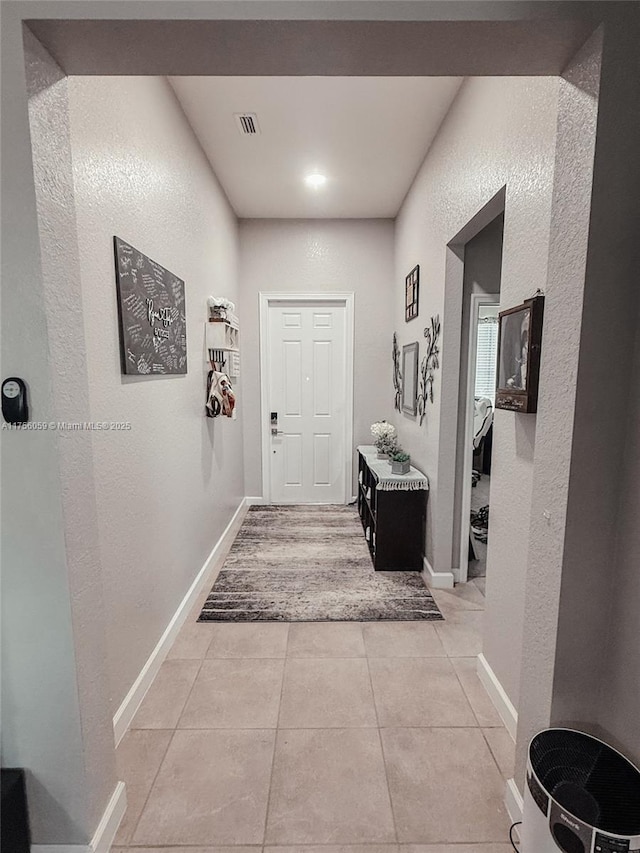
[{"left": 266, "top": 300, "right": 348, "bottom": 504}]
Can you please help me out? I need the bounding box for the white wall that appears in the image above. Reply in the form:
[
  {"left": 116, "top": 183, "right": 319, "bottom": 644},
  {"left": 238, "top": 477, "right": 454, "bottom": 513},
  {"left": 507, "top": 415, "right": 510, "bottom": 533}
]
[
  {"left": 65, "top": 75, "right": 245, "bottom": 710},
  {"left": 239, "top": 219, "right": 394, "bottom": 498},
  {"left": 515, "top": 31, "right": 603, "bottom": 784},
  {"left": 542, "top": 15, "right": 640, "bottom": 770},
  {"left": 25, "top": 33, "right": 119, "bottom": 838},
  {"left": 599, "top": 313, "right": 640, "bottom": 766},
  {"left": 394, "top": 76, "right": 560, "bottom": 709},
  {"left": 1, "top": 29, "right": 115, "bottom": 845}
]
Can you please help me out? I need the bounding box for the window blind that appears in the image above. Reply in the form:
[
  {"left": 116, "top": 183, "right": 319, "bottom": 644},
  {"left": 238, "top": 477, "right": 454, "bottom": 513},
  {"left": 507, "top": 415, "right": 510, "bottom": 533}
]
[{"left": 475, "top": 319, "right": 499, "bottom": 401}]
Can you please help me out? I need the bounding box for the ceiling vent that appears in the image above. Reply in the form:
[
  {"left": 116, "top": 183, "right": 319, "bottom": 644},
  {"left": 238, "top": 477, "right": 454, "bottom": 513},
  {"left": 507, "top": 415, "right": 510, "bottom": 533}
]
[{"left": 234, "top": 113, "right": 260, "bottom": 135}]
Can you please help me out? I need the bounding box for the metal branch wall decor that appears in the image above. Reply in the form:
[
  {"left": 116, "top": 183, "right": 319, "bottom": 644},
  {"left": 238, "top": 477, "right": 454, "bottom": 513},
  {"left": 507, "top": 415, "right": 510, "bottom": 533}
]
[
  {"left": 392, "top": 332, "right": 402, "bottom": 412},
  {"left": 417, "top": 315, "right": 441, "bottom": 426}
]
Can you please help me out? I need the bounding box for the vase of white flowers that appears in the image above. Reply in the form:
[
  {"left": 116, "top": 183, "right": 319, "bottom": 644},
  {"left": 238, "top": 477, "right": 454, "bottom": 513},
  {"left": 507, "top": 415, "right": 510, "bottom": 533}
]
[{"left": 370, "top": 420, "right": 398, "bottom": 458}]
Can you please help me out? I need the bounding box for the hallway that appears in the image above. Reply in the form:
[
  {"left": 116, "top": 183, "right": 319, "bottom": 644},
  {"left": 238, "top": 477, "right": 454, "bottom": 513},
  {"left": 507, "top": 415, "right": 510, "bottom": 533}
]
[
  {"left": 7, "top": 8, "right": 640, "bottom": 848},
  {"left": 113, "top": 522, "right": 514, "bottom": 851}
]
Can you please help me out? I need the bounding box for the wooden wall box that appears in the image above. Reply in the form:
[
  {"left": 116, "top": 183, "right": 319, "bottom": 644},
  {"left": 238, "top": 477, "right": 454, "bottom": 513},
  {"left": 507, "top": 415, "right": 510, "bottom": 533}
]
[{"left": 495, "top": 294, "right": 545, "bottom": 413}]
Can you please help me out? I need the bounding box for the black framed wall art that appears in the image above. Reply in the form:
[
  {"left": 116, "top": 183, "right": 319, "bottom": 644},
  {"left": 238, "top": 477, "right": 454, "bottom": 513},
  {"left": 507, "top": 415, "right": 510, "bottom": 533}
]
[
  {"left": 495, "top": 294, "right": 545, "bottom": 413},
  {"left": 114, "top": 236, "right": 187, "bottom": 376},
  {"left": 402, "top": 342, "right": 419, "bottom": 416},
  {"left": 405, "top": 264, "right": 420, "bottom": 322}
]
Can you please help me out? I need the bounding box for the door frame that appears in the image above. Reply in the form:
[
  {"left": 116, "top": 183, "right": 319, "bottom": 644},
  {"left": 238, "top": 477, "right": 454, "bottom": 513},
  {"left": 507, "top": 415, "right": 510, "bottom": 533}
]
[
  {"left": 259, "top": 292, "right": 355, "bottom": 505},
  {"left": 459, "top": 291, "right": 501, "bottom": 582}
]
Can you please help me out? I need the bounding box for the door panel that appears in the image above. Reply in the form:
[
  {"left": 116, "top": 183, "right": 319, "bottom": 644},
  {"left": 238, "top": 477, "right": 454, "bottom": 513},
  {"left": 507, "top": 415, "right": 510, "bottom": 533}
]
[
  {"left": 313, "top": 340, "right": 331, "bottom": 416},
  {"left": 283, "top": 312, "right": 302, "bottom": 328},
  {"left": 283, "top": 434, "right": 303, "bottom": 486},
  {"left": 313, "top": 433, "right": 331, "bottom": 486},
  {"left": 268, "top": 301, "right": 346, "bottom": 503},
  {"left": 283, "top": 340, "right": 302, "bottom": 416},
  {"left": 313, "top": 312, "right": 332, "bottom": 328}
]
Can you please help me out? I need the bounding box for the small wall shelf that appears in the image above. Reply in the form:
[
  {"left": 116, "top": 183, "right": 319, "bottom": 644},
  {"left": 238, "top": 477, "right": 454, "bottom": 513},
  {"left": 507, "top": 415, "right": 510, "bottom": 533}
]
[
  {"left": 206, "top": 318, "right": 239, "bottom": 353},
  {"left": 206, "top": 318, "right": 240, "bottom": 377}
]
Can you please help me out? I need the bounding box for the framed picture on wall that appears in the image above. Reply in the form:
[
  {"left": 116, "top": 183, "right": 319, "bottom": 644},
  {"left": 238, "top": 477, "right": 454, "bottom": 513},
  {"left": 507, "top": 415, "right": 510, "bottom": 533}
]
[
  {"left": 113, "top": 237, "right": 187, "bottom": 375},
  {"left": 402, "top": 342, "right": 419, "bottom": 416},
  {"left": 405, "top": 265, "right": 420, "bottom": 322},
  {"left": 495, "top": 294, "right": 545, "bottom": 413}
]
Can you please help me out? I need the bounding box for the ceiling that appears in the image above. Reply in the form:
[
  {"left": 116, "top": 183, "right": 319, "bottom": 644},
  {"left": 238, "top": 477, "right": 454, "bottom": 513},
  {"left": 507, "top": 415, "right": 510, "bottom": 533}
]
[{"left": 169, "top": 76, "right": 463, "bottom": 219}]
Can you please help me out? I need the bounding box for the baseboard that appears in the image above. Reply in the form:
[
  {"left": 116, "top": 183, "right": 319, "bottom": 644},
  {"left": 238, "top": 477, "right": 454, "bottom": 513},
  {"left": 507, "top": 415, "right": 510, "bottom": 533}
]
[
  {"left": 113, "top": 498, "right": 248, "bottom": 745},
  {"left": 90, "top": 781, "right": 127, "bottom": 853},
  {"left": 31, "top": 781, "right": 127, "bottom": 853},
  {"left": 477, "top": 653, "right": 518, "bottom": 740},
  {"left": 31, "top": 847, "right": 86, "bottom": 853},
  {"left": 505, "top": 777, "right": 524, "bottom": 824},
  {"left": 422, "top": 555, "right": 455, "bottom": 589},
  {"left": 248, "top": 496, "right": 361, "bottom": 506}
]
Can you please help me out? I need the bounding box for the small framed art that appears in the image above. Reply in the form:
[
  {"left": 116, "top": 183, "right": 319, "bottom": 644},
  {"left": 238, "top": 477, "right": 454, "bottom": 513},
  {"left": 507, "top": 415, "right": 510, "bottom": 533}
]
[{"left": 405, "top": 265, "right": 419, "bottom": 322}]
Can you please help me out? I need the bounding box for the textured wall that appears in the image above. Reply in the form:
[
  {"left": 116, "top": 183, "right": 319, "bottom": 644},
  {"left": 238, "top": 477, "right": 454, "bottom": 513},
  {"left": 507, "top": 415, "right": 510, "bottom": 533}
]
[
  {"left": 515, "top": 30, "right": 602, "bottom": 787},
  {"left": 26, "top": 16, "right": 595, "bottom": 77},
  {"left": 239, "top": 219, "right": 394, "bottom": 498},
  {"left": 395, "top": 76, "right": 560, "bottom": 709},
  {"left": 26, "top": 32, "right": 118, "bottom": 836},
  {"left": 599, "top": 313, "right": 640, "bottom": 766},
  {"left": 0, "top": 24, "right": 98, "bottom": 845},
  {"left": 547, "top": 12, "right": 640, "bottom": 761},
  {"left": 517, "top": 16, "right": 640, "bottom": 784},
  {"left": 66, "top": 76, "right": 244, "bottom": 710}
]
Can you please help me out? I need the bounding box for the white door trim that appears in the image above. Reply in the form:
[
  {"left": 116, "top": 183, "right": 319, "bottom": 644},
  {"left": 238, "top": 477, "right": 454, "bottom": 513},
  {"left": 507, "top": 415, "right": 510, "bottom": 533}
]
[
  {"left": 259, "top": 292, "right": 355, "bottom": 505},
  {"left": 459, "top": 292, "right": 500, "bottom": 582}
]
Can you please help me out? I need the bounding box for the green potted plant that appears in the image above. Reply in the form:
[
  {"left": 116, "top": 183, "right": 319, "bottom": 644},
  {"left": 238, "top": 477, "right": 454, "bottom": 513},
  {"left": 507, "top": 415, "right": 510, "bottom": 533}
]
[{"left": 390, "top": 449, "right": 411, "bottom": 475}]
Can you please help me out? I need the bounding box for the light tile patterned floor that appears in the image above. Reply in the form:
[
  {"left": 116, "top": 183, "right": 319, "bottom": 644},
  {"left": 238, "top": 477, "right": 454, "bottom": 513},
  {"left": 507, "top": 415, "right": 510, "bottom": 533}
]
[{"left": 114, "top": 586, "right": 514, "bottom": 853}]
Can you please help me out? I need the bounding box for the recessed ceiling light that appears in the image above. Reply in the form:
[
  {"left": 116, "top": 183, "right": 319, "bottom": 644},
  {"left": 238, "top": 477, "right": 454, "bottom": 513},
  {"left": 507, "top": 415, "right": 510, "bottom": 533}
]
[{"left": 304, "top": 173, "right": 327, "bottom": 189}]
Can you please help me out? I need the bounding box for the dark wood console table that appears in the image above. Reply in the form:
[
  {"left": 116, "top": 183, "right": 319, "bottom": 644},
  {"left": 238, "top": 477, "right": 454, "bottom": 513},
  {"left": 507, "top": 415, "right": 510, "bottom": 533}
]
[{"left": 356, "top": 445, "right": 428, "bottom": 571}]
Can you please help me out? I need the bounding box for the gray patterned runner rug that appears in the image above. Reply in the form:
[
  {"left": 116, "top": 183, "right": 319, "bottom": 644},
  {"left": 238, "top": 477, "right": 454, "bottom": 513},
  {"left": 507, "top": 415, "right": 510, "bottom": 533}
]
[{"left": 198, "top": 505, "right": 443, "bottom": 622}]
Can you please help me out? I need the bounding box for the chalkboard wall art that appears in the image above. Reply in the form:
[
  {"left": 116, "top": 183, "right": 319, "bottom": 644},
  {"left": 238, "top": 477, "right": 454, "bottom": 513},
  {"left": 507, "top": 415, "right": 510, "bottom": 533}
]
[{"left": 114, "top": 236, "right": 187, "bottom": 375}]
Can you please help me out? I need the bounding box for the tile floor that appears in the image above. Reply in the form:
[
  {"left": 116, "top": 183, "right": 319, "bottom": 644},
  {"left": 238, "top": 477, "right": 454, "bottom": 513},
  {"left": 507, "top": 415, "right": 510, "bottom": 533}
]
[{"left": 113, "top": 584, "right": 514, "bottom": 853}]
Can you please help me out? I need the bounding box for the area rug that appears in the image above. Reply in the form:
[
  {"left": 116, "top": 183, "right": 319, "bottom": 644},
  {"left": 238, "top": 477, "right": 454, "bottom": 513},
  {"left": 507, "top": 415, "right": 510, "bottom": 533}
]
[{"left": 198, "top": 505, "right": 443, "bottom": 622}]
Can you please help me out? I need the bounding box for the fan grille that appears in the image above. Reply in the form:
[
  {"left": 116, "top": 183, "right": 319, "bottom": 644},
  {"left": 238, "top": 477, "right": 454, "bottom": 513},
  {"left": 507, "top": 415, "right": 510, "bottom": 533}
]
[{"left": 530, "top": 729, "right": 640, "bottom": 835}]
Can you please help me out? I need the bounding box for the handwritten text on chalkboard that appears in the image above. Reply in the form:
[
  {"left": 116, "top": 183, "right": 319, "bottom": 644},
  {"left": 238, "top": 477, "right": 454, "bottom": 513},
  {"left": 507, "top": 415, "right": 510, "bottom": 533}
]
[{"left": 114, "top": 237, "right": 187, "bottom": 375}]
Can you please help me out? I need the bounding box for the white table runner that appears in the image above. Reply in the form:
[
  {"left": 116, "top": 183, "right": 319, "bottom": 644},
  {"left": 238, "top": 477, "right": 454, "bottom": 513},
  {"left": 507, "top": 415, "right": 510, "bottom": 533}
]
[{"left": 357, "top": 445, "right": 429, "bottom": 492}]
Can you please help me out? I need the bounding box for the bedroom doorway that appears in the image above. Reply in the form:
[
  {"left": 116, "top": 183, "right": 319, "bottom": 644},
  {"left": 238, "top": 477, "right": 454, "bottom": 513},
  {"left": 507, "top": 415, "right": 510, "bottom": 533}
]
[
  {"left": 464, "top": 298, "right": 500, "bottom": 586},
  {"left": 456, "top": 213, "right": 504, "bottom": 586}
]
